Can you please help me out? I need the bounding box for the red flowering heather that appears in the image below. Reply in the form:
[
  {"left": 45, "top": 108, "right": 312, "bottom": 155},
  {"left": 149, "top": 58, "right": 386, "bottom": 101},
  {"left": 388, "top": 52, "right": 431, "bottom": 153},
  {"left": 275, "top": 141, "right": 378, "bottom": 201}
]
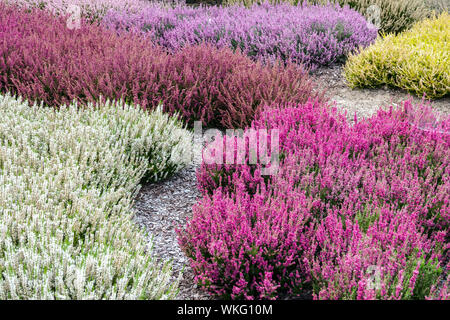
[
  {"left": 0, "top": 4, "right": 321, "bottom": 128},
  {"left": 160, "top": 45, "right": 320, "bottom": 128}
]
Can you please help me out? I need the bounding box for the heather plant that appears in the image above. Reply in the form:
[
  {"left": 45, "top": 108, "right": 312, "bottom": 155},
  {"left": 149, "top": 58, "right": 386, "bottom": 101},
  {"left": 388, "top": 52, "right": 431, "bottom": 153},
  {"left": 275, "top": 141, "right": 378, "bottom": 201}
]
[
  {"left": 2, "top": 0, "right": 153, "bottom": 21},
  {"left": 159, "top": 45, "right": 320, "bottom": 128},
  {"left": 424, "top": 0, "right": 449, "bottom": 14},
  {"left": 302, "top": 0, "right": 430, "bottom": 34},
  {"left": 196, "top": 98, "right": 331, "bottom": 195},
  {"left": 344, "top": 13, "right": 450, "bottom": 99},
  {"left": 177, "top": 178, "right": 315, "bottom": 299},
  {"left": 218, "top": 0, "right": 431, "bottom": 34},
  {"left": 0, "top": 4, "right": 168, "bottom": 109},
  {"left": 0, "top": 5, "right": 320, "bottom": 128},
  {"left": 219, "top": 0, "right": 441, "bottom": 34},
  {"left": 307, "top": 207, "right": 442, "bottom": 299},
  {"left": 185, "top": 0, "right": 223, "bottom": 5},
  {"left": 103, "top": 2, "right": 377, "bottom": 70},
  {"left": 196, "top": 135, "right": 269, "bottom": 196},
  {"left": 124, "top": 103, "right": 193, "bottom": 183},
  {"left": 183, "top": 100, "right": 450, "bottom": 299},
  {"left": 0, "top": 93, "right": 194, "bottom": 299},
  {"left": 428, "top": 277, "right": 450, "bottom": 300}
]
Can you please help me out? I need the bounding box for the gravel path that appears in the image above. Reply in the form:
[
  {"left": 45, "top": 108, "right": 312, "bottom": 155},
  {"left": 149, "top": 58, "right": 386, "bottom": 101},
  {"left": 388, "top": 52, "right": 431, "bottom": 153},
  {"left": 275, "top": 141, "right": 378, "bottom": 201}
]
[
  {"left": 313, "top": 64, "right": 450, "bottom": 120},
  {"left": 133, "top": 164, "right": 211, "bottom": 300},
  {"left": 132, "top": 65, "right": 449, "bottom": 300}
]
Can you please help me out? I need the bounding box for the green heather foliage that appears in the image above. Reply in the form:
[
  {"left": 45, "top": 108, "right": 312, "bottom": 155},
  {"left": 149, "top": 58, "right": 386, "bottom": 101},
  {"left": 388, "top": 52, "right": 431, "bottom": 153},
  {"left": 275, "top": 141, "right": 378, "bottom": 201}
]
[
  {"left": 0, "top": 93, "right": 193, "bottom": 299},
  {"left": 344, "top": 13, "right": 450, "bottom": 99},
  {"left": 309, "top": 1, "right": 429, "bottom": 34},
  {"left": 424, "top": 0, "right": 449, "bottom": 14}
]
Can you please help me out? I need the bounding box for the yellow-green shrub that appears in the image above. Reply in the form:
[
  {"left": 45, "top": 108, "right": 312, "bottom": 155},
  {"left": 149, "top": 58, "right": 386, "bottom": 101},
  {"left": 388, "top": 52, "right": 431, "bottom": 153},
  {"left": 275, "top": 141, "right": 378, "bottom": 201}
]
[{"left": 344, "top": 13, "right": 450, "bottom": 99}]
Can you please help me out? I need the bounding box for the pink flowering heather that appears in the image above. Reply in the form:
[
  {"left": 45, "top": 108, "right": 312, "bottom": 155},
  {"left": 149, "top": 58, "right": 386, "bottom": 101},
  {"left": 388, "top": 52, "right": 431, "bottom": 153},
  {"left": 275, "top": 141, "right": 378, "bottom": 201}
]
[
  {"left": 306, "top": 204, "right": 440, "bottom": 299},
  {"left": 177, "top": 177, "right": 315, "bottom": 299},
  {"left": 197, "top": 98, "right": 339, "bottom": 196},
  {"left": 0, "top": 4, "right": 168, "bottom": 110},
  {"left": 2, "top": 0, "right": 153, "bottom": 21},
  {"left": 103, "top": 2, "right": 378, "bottom": 70},
  {"left": 0, "top": 4, "right": 321, "bottom": 128},
  {"left": 428, "top": 277, "right": 450, "bottom": 300},
  {"left": 183, "top": 100, "right": 449, "bottom": 299}
]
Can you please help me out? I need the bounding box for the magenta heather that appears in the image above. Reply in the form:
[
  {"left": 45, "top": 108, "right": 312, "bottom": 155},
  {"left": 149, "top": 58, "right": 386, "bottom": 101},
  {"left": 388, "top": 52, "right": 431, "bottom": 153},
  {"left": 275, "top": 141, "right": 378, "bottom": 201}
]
[
  {"left": 178, "top": 178, "right": 315, "bottom": 299},
  {"left": 180, "top": 100, "right": 449, "bottom": 300},
  {"left": 102, "top": 2, "right": 378, "bottom": 70}
]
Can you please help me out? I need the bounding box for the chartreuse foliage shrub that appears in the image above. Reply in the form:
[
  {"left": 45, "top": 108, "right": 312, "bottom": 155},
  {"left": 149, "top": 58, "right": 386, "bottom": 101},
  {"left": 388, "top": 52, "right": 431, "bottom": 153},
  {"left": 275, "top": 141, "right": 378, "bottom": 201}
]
[
  {"left": 0, "top": 93, "right": 193, "bottom": 299},
  {"left": 224, "top": 0, "right": 430, "bottom": 35},
  {"left": 180, "top": 100, "right": 450, "bottom": 300},
  {"left": 102, "top": 2, "right": 377, "bottom": 70},
  {"left": 0, "top": 4, "right": 319, "bottom": 128},
  {"left": 344, "top": 13, "right": 450, "bottom": 99}
]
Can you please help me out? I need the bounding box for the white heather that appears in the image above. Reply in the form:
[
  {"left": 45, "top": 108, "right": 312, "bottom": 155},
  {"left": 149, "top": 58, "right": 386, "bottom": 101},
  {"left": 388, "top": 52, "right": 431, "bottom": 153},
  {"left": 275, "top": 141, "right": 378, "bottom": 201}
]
[{"left": 0, "top": 93, "right": 193, "bottom": 299}]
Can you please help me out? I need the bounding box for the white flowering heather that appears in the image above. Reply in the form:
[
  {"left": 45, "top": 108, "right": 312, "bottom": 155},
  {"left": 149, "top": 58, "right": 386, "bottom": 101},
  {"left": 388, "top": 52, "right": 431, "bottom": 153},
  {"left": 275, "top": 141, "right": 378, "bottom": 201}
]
[
  {"left": 127, "top": 105, "right": 193, "bottom": 183},
  {"left": 0, "top": 94, "right": 192, "bottom": 299}
]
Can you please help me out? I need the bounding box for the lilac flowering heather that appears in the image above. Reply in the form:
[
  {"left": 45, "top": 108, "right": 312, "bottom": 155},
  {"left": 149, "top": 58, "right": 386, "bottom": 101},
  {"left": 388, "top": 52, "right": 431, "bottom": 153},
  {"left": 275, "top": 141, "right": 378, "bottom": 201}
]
[
  {"left": 103, "top": 2, "right": 378, "bottom": 69},
  {"left": 196, "top": 98, "right": 339, "bottom": 196},
  {"left": 0, "top": 4, "right": 321, "bottom": 128},
  {"left": 182, "top": 100, "right": 450, "bottom": 299}
]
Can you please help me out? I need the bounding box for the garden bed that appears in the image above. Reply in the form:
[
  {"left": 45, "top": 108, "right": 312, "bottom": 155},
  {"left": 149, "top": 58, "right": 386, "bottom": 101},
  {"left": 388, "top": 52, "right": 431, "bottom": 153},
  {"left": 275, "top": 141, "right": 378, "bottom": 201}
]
[
  {"left": 134, "top": 62, "right": 449, "bottom": 300},
  {"left": 0, "top": 0, "right": 448, "bottom": 301}
]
